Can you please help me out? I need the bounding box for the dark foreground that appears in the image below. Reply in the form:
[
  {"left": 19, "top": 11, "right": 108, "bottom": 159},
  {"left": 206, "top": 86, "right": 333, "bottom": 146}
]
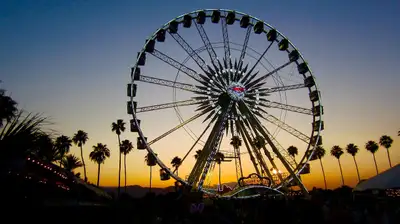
[{"left": 6, "top": 190, "right": 400, "bottom": 224}]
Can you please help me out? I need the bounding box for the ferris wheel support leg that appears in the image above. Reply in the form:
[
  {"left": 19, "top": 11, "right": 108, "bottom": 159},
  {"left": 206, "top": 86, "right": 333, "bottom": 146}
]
[
  {"left": 247, "top": 124, "right": 284, "bottom": 184},
  {"left": 187, "top": 103, "right": 233, "bottom": 190},
  {"left": 231, "top": 120, "right": 243, "bottom": 180},
  {"left": 239, "top": 122, "right": 272, "bottom": 179},
  {"left": 243, "top": 103, "right": 310, "bottom": 198},
  {"left": 237, "top": 123, "right": 262, "bottom": 176}
]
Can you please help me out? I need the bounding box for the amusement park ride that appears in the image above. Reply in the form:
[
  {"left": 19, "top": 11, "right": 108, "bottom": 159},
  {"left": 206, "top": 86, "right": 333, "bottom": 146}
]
[{"left": 127, "top": 9, "right": 324, "bottom": 199}]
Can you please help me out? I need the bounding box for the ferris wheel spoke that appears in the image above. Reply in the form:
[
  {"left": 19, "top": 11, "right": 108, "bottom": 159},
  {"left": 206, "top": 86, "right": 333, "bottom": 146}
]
[
  {"left": 245, "top": 60, "right": 294, "bottom": 90},
  {"left": 138, "top": 75, "right": 209, "bottom": 94},
  {"left": 253, "top": 110, "right": 310, "bottom": 143},
  {"left": 240, "top": 41, "right": 274, "bottom": 84},
  {"left": 194, "top": 22, "right": 218, "bottom": 65},
  {"left": 221, "top": 17, "right": 231, "bottom": 61},
  {"left": 246, "top": 83, "right": 306, "bottom": 96},
  {"left": 253, "top": 99, "right": 313, "bottom": 115},
  {"left": 175, "top": 120, "right": 214, "bottom": 173},
  {"left": 168, "top": 32, "right": 219, "bottom": 84},
  {"left": 237, "top": 26, "right": 252, "bottom": 74},
  {"left": 147, "top": 106, "right": 215, "bottom": 146},
  {"left": 136, "top": 98, "right": 216, "bottom": 113},
  {"left": 150, "top": 49, "right": 208, "bottom": 85}
]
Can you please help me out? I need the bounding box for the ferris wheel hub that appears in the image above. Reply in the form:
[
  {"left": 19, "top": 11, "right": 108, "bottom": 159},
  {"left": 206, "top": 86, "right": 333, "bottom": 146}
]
[{"left": 227, "top": 82, "right": 246, "bottom": 101}]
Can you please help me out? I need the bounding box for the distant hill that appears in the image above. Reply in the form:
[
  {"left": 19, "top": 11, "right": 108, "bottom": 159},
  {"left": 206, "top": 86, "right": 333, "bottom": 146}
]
[{"left": 103, "top": 182, "right": 239, "bottom": 198}]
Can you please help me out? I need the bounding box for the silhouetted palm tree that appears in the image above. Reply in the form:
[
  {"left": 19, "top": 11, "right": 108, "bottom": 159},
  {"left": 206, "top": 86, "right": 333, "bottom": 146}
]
[
  {"left": 54, "top": 135, "right": 72, "bottom": 166},
  {"left": 120, "top": 139, "right": 133, "bottom": 192},
  {"left": 287, "top": 146, "right": 298, "bottom": 163},
  {"left": 0, "top": 111, "right": 47, "bottom": 160},
  {"left": 0, "top": 85, "right": 18, "bottom": 128},
  {"left": 111, "top": 119, "right": 125, "bottom": 196},
  {"left": 365, "top": 140, "right": 379, "bottom": 175},
  {"left": 194, "top": 149, "right": 202, "bottom": 160},
  {"left": 253, "top": 136, "right": 266, "bottom": 149},
  {"left": 171, "top": 156, "right": 182, "bottom": 175},
  {"left": 230, "top": 136, "right": 242, "bottom": 148},
  {"left": 331, "top": 145, "right": 345, "bottom": 186},
  {"left": 346, "top": 143, "right": 361, "bottom": 182},
  {"left": 89, "top": 143, "right": 110, "bottom": 186},
  {"left": 145, "top": 152, "right": 157, "bottom": 193},
  {"left": 315, "top": 146, "right": 327, "bottom": 190},
  {"left": 215, "top": 152, "right": 225, "bottom": 190},
  {"left": 379, "top": 135, "right": 394, "bottom": 167},
  {"left": 61, "top": 154, "right": 83, "bottom": 173},
  {"left": 72, "top": 130, "right": 88, "bottom": 182},
  {"left": 33, "top": 133, "right": 61, "bottom": 163}
]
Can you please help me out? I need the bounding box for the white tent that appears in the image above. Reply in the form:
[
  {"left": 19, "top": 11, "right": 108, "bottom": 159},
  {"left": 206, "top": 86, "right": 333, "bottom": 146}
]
[{"left": 354, "top": 164, "right": 400, "bottom": 191}]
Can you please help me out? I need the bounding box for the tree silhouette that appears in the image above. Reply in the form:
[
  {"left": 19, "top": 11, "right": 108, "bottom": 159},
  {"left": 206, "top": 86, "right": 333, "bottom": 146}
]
[
  {"left": 120, "top": 139, "right": 133, "bottom": 192},
  {"left": 61, "top": 154, "right": 83, "bottom": 173},
  {"left": 365, "top": 140, "right": 379, "bottom": 175},
  {"left": 194, "top": 149, "right": 202, "bottom": 160},
  {"left": 315, "top": 146, "right": 327, "bottom": 190},
  {"left": 379, "top": 135, "right": 394, "bottom": 167},
  {"left": 111, "top": 119, "right": 125, "bottom": 197},
  {"left": 54, "top": 135, "right": 72, "bottom": 166},
  {"left": 72, "top": 130, "right": 89, "bottom": 182},
  {"left": 145, "top": 152, "right": 157, "bottom": 193},
  {"left": 171, "top": 156, "right": 182, "bottom": 175},
  {"left": 89, "top": 143, "right": 110, "bottom": 187},
  {"left": 287, "top": 146, "right": 298, "bottom": 164},
  {"left": 346, "top": 143, "right": 361, "bottom": 182},
  {"left": 0, "top": 85, "right": 18, "bottom": 128},
  {"left": 214, "top": 152, "right": 225, "bottom": 190},
  {"left": 331, "top": 145, "right": 345, "bottom": 186}
]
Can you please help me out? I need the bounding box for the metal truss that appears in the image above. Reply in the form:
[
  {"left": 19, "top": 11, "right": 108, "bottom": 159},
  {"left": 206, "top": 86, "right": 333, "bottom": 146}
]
[
  {"left": 246, "top": 60, "right": 293, "bottom": 90},
  {"left": 241, "top": 42, "right": 274, "bottom": 85},
  {"left": 239, "top": 121, "right": 273, "bottom": 180},
  {"left": 221, "top": 17, "right": 231, "bottom": 61},
  {"left": 139, "top": 75, "right": 206, "bottom": 94},
  {"left": 254, "top": 110, "right": 310, "bottom": 143},
  {"left": 194, "top": 22, "right": 218, "bottom": 65},
  {"left": 238, "top": 26, "right": 252, "bottom": 71},
  {"left": 136, "top": 98, "right": 212, "bottom": 113},
  {"left": 147, "top": 107, "right": 213, "bottom": 146},
  {"left": 151, "top": 49, "right": 203, "bottom": 82},
  {"left": 259, "top": 125, "right": 296, "bottom": 168},
  {"left": 256, "top": 100, "right": 313, "bottom": 115},
  {"left": 246, "top": 83, "right": 306, "bottom": 95},
  {"left": 169, "top": 31, "right": 210, "bottom": 75},
  {"left": 197, "top": 102, "right": 233, "bottom": 190},
  {"left": 230, "top": 119, "right": 243, "bottom": 179}
]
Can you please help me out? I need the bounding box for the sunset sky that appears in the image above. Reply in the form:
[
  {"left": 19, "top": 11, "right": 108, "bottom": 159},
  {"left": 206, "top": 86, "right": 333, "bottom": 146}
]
[{"left": 1, "top": 0, "right": 399, "bottom": 190}]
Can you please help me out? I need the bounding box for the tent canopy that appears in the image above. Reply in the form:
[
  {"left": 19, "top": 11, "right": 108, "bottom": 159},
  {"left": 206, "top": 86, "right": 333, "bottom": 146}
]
[{"left": 354, "top": 164, "right": 400, "bottom": 191}]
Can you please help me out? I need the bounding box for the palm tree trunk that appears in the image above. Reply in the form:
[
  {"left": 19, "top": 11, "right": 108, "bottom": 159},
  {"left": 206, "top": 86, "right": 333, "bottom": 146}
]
[
  {"left": 117, "top": 134, "right": 121, "bottom": 197},
  {"left": 80, "top": 146, "right": 87, "bottom": 182},
  {"left": 319, "top": 158, "right": 327, "bottom": 190},
  {"left": 149, "top": 166, "right": 152, "bottom": 193},
  {"left": 386, "top": 148, "right": 392, "bottom": 168},
  {"left": 124, "top": 154, "right": 127, "bottom": 193},
  {"left": 97, "top": 163, "right": 101, "bottom": 187},
  {"left": 338, "top": 159, "right": 344, "bottom": 186},
  {"left": 372, "top": 154, "right": 379, "bottom": 175},
  {"left": 219, "top": 163, "right": 222, "bottom": 191},
  {"left": 353, "top": 156, "right": 360, "bottom": 182}
]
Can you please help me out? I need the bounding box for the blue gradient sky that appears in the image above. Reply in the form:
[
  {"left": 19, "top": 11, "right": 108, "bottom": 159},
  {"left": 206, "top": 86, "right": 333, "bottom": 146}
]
[{"left": 1, "top": 0, "right": 399, "bottom": 189}]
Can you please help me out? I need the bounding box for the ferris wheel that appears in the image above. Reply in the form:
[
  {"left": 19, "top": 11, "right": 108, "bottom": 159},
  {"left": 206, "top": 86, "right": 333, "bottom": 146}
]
[{"left": 127, "top": 9, "right": 324, "bottom": 198}]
